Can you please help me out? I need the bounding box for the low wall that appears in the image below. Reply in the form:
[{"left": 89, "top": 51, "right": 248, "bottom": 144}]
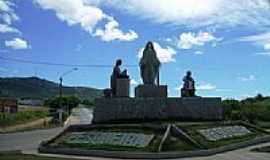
[{"left": 93, "top": 97, "right": 224, "bottom": 123}]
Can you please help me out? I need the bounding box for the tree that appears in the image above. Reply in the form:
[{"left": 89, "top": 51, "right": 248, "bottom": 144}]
[{"left": 45, "top": 96, "right": 80, "bottom": 115}]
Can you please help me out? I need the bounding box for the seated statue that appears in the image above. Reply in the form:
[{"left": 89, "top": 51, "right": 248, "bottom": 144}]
[
  {"left": 181, "top": 71, "right": 196, "bottom": 97},
  {"left": 110, "top": 59, "right": 129, "bottom": 96}
]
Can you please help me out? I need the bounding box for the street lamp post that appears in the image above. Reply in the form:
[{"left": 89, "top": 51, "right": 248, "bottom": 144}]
[
  {"left": 59, "top": 67, "right": 78, "bottom": 98},
  {"left": 58, "top": 67, "right": 78, "bottom": 125}
]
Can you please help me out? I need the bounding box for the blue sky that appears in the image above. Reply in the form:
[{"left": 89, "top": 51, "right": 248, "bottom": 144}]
[{"left": 1, "top": 0, "right": 270, "bottom": 99}]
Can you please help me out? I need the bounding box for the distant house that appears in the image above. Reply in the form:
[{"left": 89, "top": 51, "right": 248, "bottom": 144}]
[
  {"left": 19, "top": 98, "right": 44, "bottom": 106},
  {"left": 0, "top": 98, "right": 18, "bottom": 113}
]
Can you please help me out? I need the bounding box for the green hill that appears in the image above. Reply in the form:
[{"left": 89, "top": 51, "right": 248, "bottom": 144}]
[{"left": 0, "top": 77, "right": 103, "bottom": 100}]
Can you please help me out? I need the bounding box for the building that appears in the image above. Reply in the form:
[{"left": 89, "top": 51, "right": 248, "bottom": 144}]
[
  {"left": 0, "top": 98, "right": 18, "bottom": 113},
  {"left": 19, "top": 99, "right": 44, "bottom": 106}
]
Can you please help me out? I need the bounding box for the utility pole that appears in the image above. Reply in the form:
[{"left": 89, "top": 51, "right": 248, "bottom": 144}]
[{"left": 59, "top": 77, "right": 63, "bottom": 98}]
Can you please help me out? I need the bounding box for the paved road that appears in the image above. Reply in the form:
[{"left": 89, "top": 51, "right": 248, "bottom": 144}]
[
  {"left": 65, "top": 106, "right": 93, "bottom": 125},
  {"left": 0, "top": 127, "right": 63, "bottom": 151},
  {"left": 0, "top": 106, "right": 92, "bottom": 152},
  {"left": 178, "top": 142, "right": 270, "bottom": 160}
]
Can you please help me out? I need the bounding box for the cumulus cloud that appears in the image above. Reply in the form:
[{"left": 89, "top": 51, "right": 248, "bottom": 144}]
[
  {"left": 35, "top": 0, "right": 138, "bottom": 42},
  {"left": 177, "top": 31, "right": 222, "bottom": 49},
  {"left": 0, "top": 23, "right": 20, "bottom": 33},
  {"left": 5, "top": 38, "right": 29, "bottom": 50},
  {"left": 94, "top": 0, "right": 270, "bottom": 29},
  {"left": 35, "top": 0, "right": 105, "bottom": 33},
  {"left": 138, "top": 42, "right": 177, "bottom": 63},
  {"left": 94, "top": 17, "right": 138, "bottom": 41},
  {"left": 0, "top": 0, "right": 20, "bottom": 33}
]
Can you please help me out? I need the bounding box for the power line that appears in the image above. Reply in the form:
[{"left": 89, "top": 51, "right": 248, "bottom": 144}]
[{"left": 0, "top": 56, "right": 138, "bottom": 68}]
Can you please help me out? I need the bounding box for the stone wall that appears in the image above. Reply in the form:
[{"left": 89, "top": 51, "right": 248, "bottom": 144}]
[{"left": 93, "top": 97, "right": 224, "bottom": 123}]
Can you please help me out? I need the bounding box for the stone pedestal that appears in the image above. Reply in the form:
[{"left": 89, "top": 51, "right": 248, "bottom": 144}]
[
  {"left": 116, "top": 78, "right": 130, "bottom": 97},
  {"left": 93, "top": 97, "right": 224, "bottom": 123},
  {"left": 135, "top": 85, "right": 167, "bottom": 98}
]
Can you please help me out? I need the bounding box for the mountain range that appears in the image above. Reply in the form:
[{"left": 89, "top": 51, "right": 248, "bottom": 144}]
[{"left": 0, "top": 77, "right": 103, "bottom": 100}]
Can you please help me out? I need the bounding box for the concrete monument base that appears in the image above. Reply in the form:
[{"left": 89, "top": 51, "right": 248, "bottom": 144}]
[
  {"left": 116, "top": 78, "right": 130, "bottom": 97},
  {"left": 135, "top": 85, "right": 167, "bottom": 98},
  {"left": 93, "top": 97, "right": 224, "bottom": 123}
]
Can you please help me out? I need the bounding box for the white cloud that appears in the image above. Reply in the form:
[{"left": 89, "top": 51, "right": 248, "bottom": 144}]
[
  {"left": 95, "top": 0, "right": 270, "bottom": 29},
  {"left": 138, "top": 42, "right": 177, "bottom": 63},
  {"left": 0, "top": 0, "right": 20, "bottom": 33},
  {"left": 237, "top": 75, "right": 257, "bottom": 82},
  {"left": 239, "top": 32, "right": 270, "bottom": 45},
  {"left": 239, "top": 32, "right": 270, "bottom": 56},
  {"left": 255, "top": 52, "right": 270, "bottom": 56},
  {"left": 130, "top": 79, "right": 138, "bottom": 85},
  {"left": 0, "top": 0, "right": 11, "bottom": 12},
  {"left": 175, "top": 82, "right": 217, "bottom": 91},
  {"left": 239, "top": 32, "right": 270, "bottom": 53},
  {"left": 264, "top": 43, "right": 270, "bottom": 50},
  {"left": 177, "top": 31, "right": 222, "bottom": 49},
  {"left": 35, "top": 0, "right": 138, "bottom": 41},
  {"left": 196, "top": 82, "right": 216, "bottom": 91},
  {"left": 216, "top": 89, "right": 232, "bottom": 92},
  {"left": 35, "top": 0, "right": 105, "bottom": 33},
  {"left": 94, "top": 17, "right": 138, "bottom": 41},
  {"left": 5, "top": 38, "right": 29, "bottom": 50},
  {"left": 0, "top": 24, "right": 20, "bottom": 33},
  {"left": 194, "top": 51, "right": 204, "bottom": 55}
]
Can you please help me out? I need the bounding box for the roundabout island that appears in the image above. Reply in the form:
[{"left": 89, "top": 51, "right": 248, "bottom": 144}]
[{"left": 39, "top": 42, "right": 270, "bottom": 159}]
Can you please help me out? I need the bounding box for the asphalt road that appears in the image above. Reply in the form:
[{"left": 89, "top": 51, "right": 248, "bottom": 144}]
[
  {"left": 0, "top": 127, "right": 63, "bottom": 151},
  {"left": 0, "top": 106, "right": 93, "bottom": 152},
  {"left": 65, "top": 106, "right": 93, "bottom": 125}
]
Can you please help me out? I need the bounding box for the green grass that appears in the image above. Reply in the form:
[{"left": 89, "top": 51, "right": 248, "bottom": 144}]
[
  {"left": 41, "top": 122, "right": 269, "bottom": 153},
  {"left": 0, "top": 151, "right": 84, "bottom": 160},
  {"left": 162, "top": 136, "right": 198, "bottom": 151},
  {"left": 0, "top": 110, "right": 49, "bottom": 127}
]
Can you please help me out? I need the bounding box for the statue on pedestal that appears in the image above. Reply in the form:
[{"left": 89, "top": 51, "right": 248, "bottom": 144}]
[
  {"left": 181, "top": 71, "right": 196, "bottom": 97},
  {"left": 139, "top": 41, "right": 161, "bottom": 85},
  {"left": 110, "top": 59, "right": 129, "bottom": 97}
]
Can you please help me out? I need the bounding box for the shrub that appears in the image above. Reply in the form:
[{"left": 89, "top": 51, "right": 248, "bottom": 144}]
[{"left": 222, "top": 98, "right": 270, "bottom": 123}]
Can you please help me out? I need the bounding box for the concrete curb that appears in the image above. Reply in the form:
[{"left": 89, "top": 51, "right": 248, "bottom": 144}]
[{"left": 39, "top": 135, "right": 270, "bottom": 159}]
